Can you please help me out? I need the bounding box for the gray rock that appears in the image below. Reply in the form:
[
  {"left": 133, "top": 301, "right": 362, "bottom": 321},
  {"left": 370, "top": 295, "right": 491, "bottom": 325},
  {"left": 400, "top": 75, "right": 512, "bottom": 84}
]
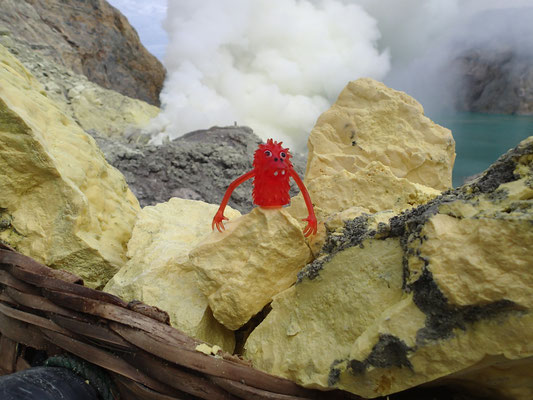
[
  {"left": 91, "top": 126, "right": 307, "bottom": 213},
  {"left": 453, "top": 49, "right": 533, "bottom": 114},
  {"left": 0, "top": 0, "right": 164, "bottom": 106},
  {"left": 0, "top": 36, "right": 159, "bottom": 139},
  {"left": 451, "top": 8, "right": 533, "bottom": 115}
]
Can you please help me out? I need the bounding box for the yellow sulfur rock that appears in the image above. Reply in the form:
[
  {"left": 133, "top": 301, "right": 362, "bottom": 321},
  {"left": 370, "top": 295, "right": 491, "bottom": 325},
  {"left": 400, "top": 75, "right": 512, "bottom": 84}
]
[
  {"left": 104, "top": 198, "right": 238, "bottom": 352},
  {"left": 287, "top": 79, "right": 450, "bottom": 251},
  {"left": 415, "top": 214, "right": 533, "bottom": 307},
  {"left": 67, "top": 84, "right": 160, "bottom": 138},
  {"left": 338, "top": 307, "right": 533, "bottom": 398},
  {"left": 289, "top": 160, "right": 440, "bottom": 223},
  {"left": 244, "top": 237, "right": 405, "bottom": 388},
  {"left": 305, "top": 78, "right": 455, "bottom": 190},
  {"left": 244, "top": 137, "right": 533, "bottom": 399},
  {"left": 0, "top": 44, "right": 139, "bottom": 288},
  {"left": 189, "top": 207, "right": 313, "bottom": 331},
  {"left": 195, "top": 343, "right": 222, "bottom": 356}
]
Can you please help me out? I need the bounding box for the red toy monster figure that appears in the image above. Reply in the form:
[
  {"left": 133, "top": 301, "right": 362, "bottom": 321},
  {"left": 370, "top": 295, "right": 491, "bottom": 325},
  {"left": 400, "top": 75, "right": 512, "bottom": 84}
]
[{"left": 212, "top": 139, "right": 318, "bottom": 237}]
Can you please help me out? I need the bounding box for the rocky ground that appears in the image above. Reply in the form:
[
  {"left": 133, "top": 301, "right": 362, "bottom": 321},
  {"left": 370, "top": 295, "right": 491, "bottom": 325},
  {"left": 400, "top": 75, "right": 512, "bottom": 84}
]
[
  {"left": 91, "top": 126, "right": 306, "bottom": 212},
  {"left": 454, "top": 48, "right": 533, "bottom": 114},
  {"left": 0, "top": 0, "right": 164, "bottom": 106},
  {"left": 1, "top": 2, "right": 532, "bottom": 399},
  {"left": 450, "top": 8, "right": 533, "bottom": 115},
  {"left": 0, "top": 33, "right": 160, "bottom": 138}
]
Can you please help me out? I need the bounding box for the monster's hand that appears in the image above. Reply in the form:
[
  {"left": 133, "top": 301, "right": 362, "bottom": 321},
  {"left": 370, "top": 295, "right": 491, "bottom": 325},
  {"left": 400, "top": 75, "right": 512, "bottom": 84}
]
[
  {"left": 302, "top": 214, "right": 317, "bottom": 237},
  {"left": 212, "top": 209, "right": 228, "bottom": 232},
  {"left": 289, "top": 169, "right": 318, "bottom": 237},
  {"left": 212, "top": 170, "right": 255, "bottom": 233}
]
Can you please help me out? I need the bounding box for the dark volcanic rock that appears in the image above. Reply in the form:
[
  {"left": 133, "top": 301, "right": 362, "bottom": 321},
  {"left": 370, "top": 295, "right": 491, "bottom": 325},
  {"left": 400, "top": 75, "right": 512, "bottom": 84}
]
[
  {"left": 454, "top": 49, "right": 533, "bottom": 114},
  {"left": 451, "top": 8, "right": 533, "bottom": 115},
  {"left": 0, "top": 0, "right": 165, "bottom": 106},
  {"left": 91, "top": 126, "right": 307, "bottom": 213}
]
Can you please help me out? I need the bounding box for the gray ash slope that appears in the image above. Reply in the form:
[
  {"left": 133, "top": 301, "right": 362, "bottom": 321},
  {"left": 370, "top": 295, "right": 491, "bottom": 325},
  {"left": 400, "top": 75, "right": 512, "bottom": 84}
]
[{"left": 91, "top": 126, "right": 307, "bottom": 213}]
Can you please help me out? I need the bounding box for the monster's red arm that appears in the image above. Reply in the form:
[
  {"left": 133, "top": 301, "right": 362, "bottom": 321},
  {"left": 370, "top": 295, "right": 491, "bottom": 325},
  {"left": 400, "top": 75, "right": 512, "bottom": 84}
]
[
  {"left": 289, "top": 169, "right": 317, "bottom": 237},
  {"left": 212, "top": 170, "right": 255, "bottom": 232}
]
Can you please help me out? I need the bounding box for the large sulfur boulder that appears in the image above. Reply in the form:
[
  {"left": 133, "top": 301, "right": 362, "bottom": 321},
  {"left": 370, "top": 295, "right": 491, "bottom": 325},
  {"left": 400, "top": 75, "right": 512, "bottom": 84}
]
[
  {"left": 104, "top": 198, "right": 239, "bottom": 352},
  {"left": 189, "top": 207, "right": 313, "bottom": 331},
  {"left": 289, "top": 160, "right": 440, "bottom": 226},
  {"left": 245, "top": 137, "right": 533, "bottom": 399},
  {"left": 288, "top": 78, "right": 452, "bottom": 253},
  {"left": 305, "top": 78, "right": 455, "bottom": 190},
  {"left": 0, "top": 44, "right": 140, "bottom": 289}
]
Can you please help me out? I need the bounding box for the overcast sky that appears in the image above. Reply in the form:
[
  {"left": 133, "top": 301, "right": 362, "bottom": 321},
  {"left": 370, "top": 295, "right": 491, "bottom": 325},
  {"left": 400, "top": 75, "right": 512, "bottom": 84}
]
[{"left": 107, "top": 0, "right": 168, "bottom": 61}]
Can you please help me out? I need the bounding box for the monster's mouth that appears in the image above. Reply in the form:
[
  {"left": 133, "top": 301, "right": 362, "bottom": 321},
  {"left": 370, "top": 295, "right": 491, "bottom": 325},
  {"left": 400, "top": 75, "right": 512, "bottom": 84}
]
[{"left": 273, "top": 169, "right": 287, "bottom": 177}]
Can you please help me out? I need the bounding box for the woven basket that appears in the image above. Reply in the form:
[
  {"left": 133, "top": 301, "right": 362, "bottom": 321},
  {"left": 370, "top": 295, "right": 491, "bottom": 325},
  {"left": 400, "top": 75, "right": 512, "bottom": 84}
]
[{"left": 0, "top": 243, "right": 360, "bottom": 400}]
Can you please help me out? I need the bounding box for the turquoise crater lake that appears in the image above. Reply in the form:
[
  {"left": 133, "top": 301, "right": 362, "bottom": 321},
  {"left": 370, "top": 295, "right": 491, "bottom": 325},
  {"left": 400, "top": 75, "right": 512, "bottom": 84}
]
[{"left": 432, "top": 112, "right": 533, "bottom": 187}]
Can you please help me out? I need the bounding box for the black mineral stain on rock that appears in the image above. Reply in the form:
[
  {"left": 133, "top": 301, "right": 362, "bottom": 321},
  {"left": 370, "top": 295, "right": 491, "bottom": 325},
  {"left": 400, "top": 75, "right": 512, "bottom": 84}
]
[
  {"left": 410, "top": 269, "right": 526, "bottom": 345},
  {"left": 367, "top": 334, "right": 413, "bottom": 369},
  {"left": 347, "top": 334, "right": 413, "bottom": 376},
  {"left": 388, "top": 190, "right": 458, "bottom": 289},
  {"left": 327, "top": 360, "right": 344, "bottom": 386},
  {"left": 486, "top": 187, "right": 509, "bottom": 201},
  {"left": 467, "top": 153, "right": 517, "bottom": 195},
  {"left": 296, "top": 257, "right": 325, "bottom": 282},
  {"left": 463, "top": 136, "right": 532, "bottom": 197},
  {"left": 0, "top": 208, "right": 12, "bottom": 230},
  {"left": 389, "top": 189, "right": 459, "bottom": 239},
  {"left": 347, "top": 359, "right": 366, "bottom": 375},
  {"left": 324, "top": 215, "right": 373, "bottom": 254},
  {"left": 297, "top": 214, "right": 375, "bottom": 282}
]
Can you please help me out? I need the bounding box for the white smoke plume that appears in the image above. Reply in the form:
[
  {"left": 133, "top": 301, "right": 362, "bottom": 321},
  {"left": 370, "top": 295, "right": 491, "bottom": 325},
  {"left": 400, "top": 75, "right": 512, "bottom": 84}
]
[
  {"left": 150, "top": 0, "right": 533, "bottom": 150},
  {"left": 381, "top": 0, "right": 533, "bottom": 114},
  {"left": 150, "top": 0, "right": 389, "bottom": 150}
]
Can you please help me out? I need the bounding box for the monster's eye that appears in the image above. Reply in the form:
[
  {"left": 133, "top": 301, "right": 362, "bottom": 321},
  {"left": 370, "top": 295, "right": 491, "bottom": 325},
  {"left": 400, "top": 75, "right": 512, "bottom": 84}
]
[
  {"left": 264, "top": 150, "right": 272, "bottom": 157},
  {"left": 280, "top": 152, "right": 286, "bottom": 158}
]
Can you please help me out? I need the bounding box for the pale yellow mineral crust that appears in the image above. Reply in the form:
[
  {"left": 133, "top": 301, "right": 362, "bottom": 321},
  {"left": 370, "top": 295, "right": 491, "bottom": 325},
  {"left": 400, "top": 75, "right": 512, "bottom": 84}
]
[
  {"left": 306, "top": 78, "right": 455, "bottom": 190},
  {"left": 288, "top": 78, "right": 453, "bottom": 247},
  {"left": 244, "top": 235, "right": 405, "bottom": 388},
  {"left": 66, "top": 84, "right": 160, "bottom": 138},
  {"left": 244, "top": 137, "right": 533, "bottom": 399},
  {"left": 189, "top": 207, "right": 313, "bottom": 331},
  {"left": 0, "top": 44, "right": 140, "bottom": 289},
  {"left": 104, "top": 198, "right": 238, "bottom": 352}
]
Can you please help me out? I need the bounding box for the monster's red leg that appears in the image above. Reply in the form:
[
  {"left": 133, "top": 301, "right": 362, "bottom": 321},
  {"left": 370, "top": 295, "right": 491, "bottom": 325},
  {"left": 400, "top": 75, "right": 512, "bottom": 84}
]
[
  {"left": 212, "top": 170, "right": 255, "bottom": 232},
  {"left": 289, "top": 169, "right": 317, "bottom": 236}
]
